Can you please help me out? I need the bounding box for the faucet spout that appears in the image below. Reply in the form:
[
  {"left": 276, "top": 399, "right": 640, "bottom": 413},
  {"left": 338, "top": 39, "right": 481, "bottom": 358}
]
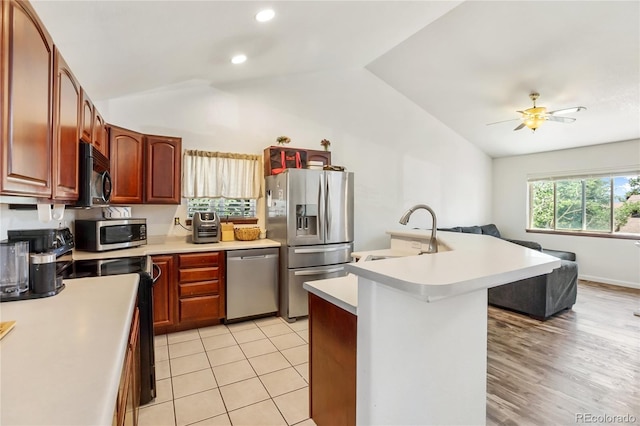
[{"left": 398, "top": 204, "right": 438, "bottom": 253}]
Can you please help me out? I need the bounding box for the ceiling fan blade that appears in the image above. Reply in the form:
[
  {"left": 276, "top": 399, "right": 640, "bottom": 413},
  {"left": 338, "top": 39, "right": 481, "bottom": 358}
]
[
  {"left": 546, "top": 115, "right": 577, "bottom": 123},
  {"left": 486, "top": 118, "right": 520, "bottom": 126},
  {"left": 548, "top": 106, "right": 586, "bottom": 115},
  {"left": 513, "top": 123, "right": 526, "bottom": 131}
]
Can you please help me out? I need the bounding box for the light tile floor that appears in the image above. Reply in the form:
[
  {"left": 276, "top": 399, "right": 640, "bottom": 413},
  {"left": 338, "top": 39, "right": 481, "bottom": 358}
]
[{"left": 140, "top": 316, "right": 318, "bottom": 426}]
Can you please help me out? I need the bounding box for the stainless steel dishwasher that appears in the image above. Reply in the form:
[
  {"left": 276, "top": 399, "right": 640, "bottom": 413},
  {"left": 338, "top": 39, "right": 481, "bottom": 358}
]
[{"left": 226, "top": 247, "right": 279, "bottom": 321}]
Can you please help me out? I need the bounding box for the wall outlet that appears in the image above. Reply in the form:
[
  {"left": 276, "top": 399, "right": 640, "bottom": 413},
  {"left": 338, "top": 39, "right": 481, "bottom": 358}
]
[
  {"left": 174, "top": 217, "right": 180, "bottom": 225},
  {"left": 185, "top": 219, "right": 192, "bottom": 226}
]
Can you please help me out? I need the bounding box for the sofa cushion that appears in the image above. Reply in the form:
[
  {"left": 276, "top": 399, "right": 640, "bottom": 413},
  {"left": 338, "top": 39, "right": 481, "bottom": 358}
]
[
  {"left": 460, "top": 226, "right": 482, "bottom": 234},
  {"left": 480, "top": 224, "right": 501, "bottom": 238}
]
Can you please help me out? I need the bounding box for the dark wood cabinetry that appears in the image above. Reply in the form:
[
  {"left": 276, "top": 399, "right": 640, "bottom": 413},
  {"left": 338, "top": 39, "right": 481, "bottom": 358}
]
[
  {"left": 151, "top": 255, "right": 176, "bottom": 333},
  {"left": 115, "top": 307, "right": 140, "bottom": 426},
  {"left": 1, "top": 0, "right": 53, "bottom": 197},
  {"left": 145, "top": 135, "right": 181, "bottom": 204},
  {"left": 153, "top": 251, "right": 226, "bottom": 334},
  {"left": 51, "top": 48, "right": 80, "bottom": 201},
  {"left": 79, "top": 89, "right": 93, "bottom": 144},
  {"left": 93, "top": 110, "right": 109, "bottom": 159},
  {"left": 177, "top": 252, "right": 225, "bottom": 326},
  {"left": 309, "top": 292, "right": 357, "bottom": 426},
  {"left": 109, "top": 125, "right": 145, "bottom": 204},
  {"left": 109, "top": 126, "right": 182, "bottom": 205}
]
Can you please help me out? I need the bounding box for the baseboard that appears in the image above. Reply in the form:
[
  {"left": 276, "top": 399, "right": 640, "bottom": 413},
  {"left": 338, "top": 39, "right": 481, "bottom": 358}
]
[{"left": 579, "top": 274, "right": 640, "bottom": 290}]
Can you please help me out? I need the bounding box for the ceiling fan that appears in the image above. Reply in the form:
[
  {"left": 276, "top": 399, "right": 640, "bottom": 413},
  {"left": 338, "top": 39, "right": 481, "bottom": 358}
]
[{"left": 487, "top": 92, "right": 586, "bottom": 132}]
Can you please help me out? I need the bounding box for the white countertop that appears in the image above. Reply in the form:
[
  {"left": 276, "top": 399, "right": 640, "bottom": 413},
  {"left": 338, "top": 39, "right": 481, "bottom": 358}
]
[
  {"left": 0, "top": 275, "right": 139, "bottom": 426},
  {"left": 303, "top": 274, "right": 358, "bottom": 315},
  {"left": 347, "top": 230, "right": 561, "bottom": 302},
  {"left": 72, "top": 236, "right": 280, "bottom": 260}
]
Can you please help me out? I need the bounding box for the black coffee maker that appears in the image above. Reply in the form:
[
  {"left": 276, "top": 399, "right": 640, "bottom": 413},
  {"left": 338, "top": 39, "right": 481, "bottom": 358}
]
[{"left": 2, "top": 228, "right": 74, "bottom": 301}]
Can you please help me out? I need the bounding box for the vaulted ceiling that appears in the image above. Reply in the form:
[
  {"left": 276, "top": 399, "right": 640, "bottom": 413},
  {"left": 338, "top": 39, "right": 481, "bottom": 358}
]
[{"left": 31, "top": 1, "right": 640, "bottom": 158}]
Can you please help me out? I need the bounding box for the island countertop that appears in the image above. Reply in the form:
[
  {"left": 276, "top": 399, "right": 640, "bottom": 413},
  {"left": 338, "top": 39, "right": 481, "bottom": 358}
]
[
  {"left": 346, "top": 230, "right": 561, "bottom": 302},
  {"left": 0, "top": 275, "right": 139, "bottom": 426}
]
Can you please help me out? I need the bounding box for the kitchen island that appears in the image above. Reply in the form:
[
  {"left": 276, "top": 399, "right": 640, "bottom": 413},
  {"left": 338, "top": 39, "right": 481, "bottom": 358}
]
[
  {"left": 0, "top": 275, "right": 139, "bottom": 426},
  {"left": 304, "top": 230, "right": 560, "bottom": 425}
]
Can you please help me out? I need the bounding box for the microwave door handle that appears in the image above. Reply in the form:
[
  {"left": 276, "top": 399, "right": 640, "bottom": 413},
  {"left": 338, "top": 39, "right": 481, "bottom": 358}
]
[{"left": 102, "top": 172, "right": 112, "bottom": 203}]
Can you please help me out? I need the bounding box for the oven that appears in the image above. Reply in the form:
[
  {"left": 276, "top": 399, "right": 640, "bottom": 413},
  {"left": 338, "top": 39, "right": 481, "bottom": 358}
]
[
  {"left": 74, "top": 218, "right": 147, "bottom": 252},
  {"left": 60, "top": 256, "right": 159, "bottom": 405}
]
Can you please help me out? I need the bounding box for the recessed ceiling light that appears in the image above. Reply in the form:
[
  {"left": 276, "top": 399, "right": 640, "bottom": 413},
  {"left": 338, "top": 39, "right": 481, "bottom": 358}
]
[
  {"left": 255, "top": 9, "right": 275, "bottom": 22},
  {"left": 231, "top": 54, "right": 247, "bottom": 65}
]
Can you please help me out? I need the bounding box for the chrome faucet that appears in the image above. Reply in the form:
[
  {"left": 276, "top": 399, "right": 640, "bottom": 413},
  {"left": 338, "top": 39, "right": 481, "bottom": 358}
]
[{"left": 398, "top": 204, "right": 438, "bottom": 254}]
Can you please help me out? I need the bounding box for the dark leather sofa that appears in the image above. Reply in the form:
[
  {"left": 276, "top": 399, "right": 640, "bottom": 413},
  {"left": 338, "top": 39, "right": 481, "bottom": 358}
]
[{"left": 440, "top": 224, "right": 578, "bottom": 320}]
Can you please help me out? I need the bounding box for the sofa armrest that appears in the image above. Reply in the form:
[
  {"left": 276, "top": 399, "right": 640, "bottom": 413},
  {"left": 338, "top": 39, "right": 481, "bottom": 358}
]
[
  {"left": 504, "top": 238, "right": 543, "bottom": 251},
  {"left": 542, "top": 249, "right": 576, "bottom": 261}
]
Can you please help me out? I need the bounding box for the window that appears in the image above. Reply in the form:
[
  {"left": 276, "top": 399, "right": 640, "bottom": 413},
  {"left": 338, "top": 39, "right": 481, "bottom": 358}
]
[
  {"left": 188, "top": 198, "right": 257, "bottom": 221},
  {"left": 528, "top": 172, "right": 640, "bottom": 237}
]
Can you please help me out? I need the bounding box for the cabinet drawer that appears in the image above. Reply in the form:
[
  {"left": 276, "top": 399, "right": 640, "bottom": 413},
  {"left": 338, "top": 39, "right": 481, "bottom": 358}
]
[
  {"left": 179, "top": 267, "right": 220, "bottom": 283},
  {"left": 179, "top": 280, "right": 219, "bottom": 298},
  {"left": 179, "top": 296, "right": 221, "bottom": 322},
  {"left": 178, "top": 252, "right": 221, "bottom": 268}
]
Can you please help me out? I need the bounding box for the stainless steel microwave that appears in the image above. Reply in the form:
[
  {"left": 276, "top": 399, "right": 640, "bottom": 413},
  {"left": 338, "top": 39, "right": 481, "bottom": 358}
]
[
  {"left": 76, "top": 142, "right": 112, "bottom": 208},
  {"left": 74, "top": 218, "right": 147, "bottom": 252}
]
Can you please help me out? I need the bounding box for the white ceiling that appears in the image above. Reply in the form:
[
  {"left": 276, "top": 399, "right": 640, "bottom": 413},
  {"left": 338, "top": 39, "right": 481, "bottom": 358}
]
[{"left": 31, "top": 0, "right": 640, "bottom": 158}]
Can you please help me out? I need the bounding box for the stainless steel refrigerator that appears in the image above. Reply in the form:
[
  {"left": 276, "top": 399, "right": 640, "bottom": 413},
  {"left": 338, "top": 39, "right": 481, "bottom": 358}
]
[{"left": 265, "top": 169, "right": 354, "bottom": 322}]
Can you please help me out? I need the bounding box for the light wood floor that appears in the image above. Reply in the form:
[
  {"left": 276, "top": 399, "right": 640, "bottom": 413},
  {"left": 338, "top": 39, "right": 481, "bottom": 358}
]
[{"left": 486, "top": 280, "right": 640, "bottom": 425}]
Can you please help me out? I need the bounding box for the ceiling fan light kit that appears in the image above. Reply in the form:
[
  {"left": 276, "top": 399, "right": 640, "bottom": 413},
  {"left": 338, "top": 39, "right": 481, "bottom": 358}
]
[{"left": 487, "top": 92, "right": 586, "bottom": 132}]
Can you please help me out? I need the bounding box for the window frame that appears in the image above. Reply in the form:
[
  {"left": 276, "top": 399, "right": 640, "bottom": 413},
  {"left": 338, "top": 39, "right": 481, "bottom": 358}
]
[
  {"left": 187, "top": 198, "right": 258, "bottom": 224},
  {"left": 526, "top": 170, "right": 640, "bottom": 240}
]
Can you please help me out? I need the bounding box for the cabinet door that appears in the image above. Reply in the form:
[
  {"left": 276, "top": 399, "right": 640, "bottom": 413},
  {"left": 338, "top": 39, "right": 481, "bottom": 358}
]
[
  {"left": 1, "top": 0, "right": 53, "bottom": 196},
  {"left": 145, "top": 135, "right": 181, "bottom": 204},
  {"left": 151, "top": 255, "right": 176, "bottom": 331},
  {"left": 79, "top": 89, "right": 93, "bottom": 143},
  {"left": 51, "top": 49, "right": 80, "bottom": 201},
  {"left": 110, "top": 125, "right": 144, "bottom": 204},
  {"left": 93, "top": 110, "right": 109, "bottom": 159}
]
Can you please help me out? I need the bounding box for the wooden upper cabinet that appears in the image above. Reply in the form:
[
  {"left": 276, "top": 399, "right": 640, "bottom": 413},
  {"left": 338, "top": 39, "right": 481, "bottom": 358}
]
[
  {"left": 145, "top": 135, "right": 181, "bottom": 204},
  {"left": 79, "top": 88, "right": 93, "bottom": 143},
  {"left": 1, "top": 0, "right": 53, "bottom": 196},
  {"left": 92, "top": 110, "right": 109, "bottom": 159},
  {"left": 51, "top": 48, "right": 80, "bottom": 201},
  {"left": 109, "top": 125, "right": 144, "bottom": 204}
]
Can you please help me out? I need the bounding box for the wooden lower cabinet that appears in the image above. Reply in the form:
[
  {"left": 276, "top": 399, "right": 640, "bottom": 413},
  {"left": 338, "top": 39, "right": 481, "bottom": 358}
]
[
  {"left": 152, "top": 252, "right": 225, "bottom": 334},
  {"left": 151, "top": 255, "right": 176, "bottom": 334},
  {"left": 114, "top": 307, "right": 140, "bottom": 426},
  {"left": 309, "top": 292, "right": 357, "bottom": 426}
]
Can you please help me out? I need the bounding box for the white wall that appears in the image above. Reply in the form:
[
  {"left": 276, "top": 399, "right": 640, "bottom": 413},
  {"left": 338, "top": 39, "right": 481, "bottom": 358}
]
[
  {"left": 95, "top": 68, "right": 492, "bottom": 251},
  {"left": 492, "top": 139, "right": 640, "bottom": 288}
]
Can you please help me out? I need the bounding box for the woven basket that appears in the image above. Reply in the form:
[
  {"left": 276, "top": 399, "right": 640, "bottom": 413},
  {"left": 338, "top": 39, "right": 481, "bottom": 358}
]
[{"left": 234, "top": 227, "right": 260, "bottom": 241}]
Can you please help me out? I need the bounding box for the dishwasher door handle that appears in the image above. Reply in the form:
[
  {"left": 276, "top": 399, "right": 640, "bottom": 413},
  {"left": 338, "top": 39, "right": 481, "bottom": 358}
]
[
  {"left": 294, "top": 266, "right": 345, "bottom": 276},
  {"left": 229, "top": 254, "right": 278, "bottom": 261}
]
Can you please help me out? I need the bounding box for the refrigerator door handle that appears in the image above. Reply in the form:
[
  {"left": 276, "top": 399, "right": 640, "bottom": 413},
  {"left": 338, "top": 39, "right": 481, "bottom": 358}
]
[
  {"left": 318, "top": 173, "right": 325, "bottom": 241},
  {"left": 293, "top": 246, "right": 350, "bottom": 254},
  {"left": 294, "top": 266, "right": 345, "bottom": 276},
  {"left": 326, "top": 174, "right": 331, "bottom": 237}
]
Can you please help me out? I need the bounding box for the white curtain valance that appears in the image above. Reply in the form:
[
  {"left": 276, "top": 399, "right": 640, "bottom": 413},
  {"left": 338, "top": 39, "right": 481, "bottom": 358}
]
[{"left": 182, "top": 150, "right": 262, "bottom": 199}]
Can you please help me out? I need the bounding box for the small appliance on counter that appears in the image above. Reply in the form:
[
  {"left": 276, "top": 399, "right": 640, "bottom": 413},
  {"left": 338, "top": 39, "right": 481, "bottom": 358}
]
[
  {"left": 192, "top": 212, "right": 220, "bottom": 243},
  {"left": 74, "top": 218, "right": 147, "bottom": 252},
  {"left": 1, "top": 227, "right": 74, "bottom": 301}
]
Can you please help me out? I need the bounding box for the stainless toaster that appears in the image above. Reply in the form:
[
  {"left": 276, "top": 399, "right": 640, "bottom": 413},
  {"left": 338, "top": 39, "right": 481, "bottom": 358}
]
[{"left": 192, "top": 212, "right": 220, "bottom": 243}]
